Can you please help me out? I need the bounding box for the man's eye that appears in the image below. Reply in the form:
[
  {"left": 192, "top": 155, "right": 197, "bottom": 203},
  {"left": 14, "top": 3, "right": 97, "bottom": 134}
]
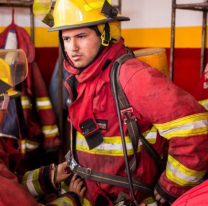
[
  {"left": 63, "top": 37, "right": 70, "bottom": 41},
  {"left": 78, "top": 35, "right": 85, "bottom": 39}
]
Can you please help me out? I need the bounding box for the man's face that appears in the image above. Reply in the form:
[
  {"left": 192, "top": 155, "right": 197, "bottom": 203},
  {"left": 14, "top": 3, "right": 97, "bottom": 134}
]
[{"left": 62, "top": 27, "right": 101, "bottom": 68}]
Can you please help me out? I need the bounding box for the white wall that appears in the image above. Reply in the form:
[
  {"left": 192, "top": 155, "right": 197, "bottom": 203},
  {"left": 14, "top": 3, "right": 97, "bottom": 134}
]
[
  {"left": 117, "top": 0, "right": 206, "bottom": 29},
  {"left": 0, "top": 0, "right": 207, "bottom": 29}
]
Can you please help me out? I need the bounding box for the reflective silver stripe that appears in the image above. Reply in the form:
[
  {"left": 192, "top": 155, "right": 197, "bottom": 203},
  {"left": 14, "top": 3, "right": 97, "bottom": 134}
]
[
  {"left": 21, "top": 141, "right": 39, "bottom": 150},
  {"left": 76, "top": 130, "right": 157, "bottom": 151},
  {"left": 26, "top": 171, "right": 39, "bottom": 197},
  {"left": 43, "top": 127, "right": 59, "bottom": 136},
  {"left": 159, "top": 119, "right": 208, "bottom": 136},
  {"left": 77, "top": 137, "right": 134, "bottom": 150},
  {"left": 145, "top": 131, "right": 157, "bottom": 143},
  {"left": 60, "top": 188, "right": 67, "bottom": 195},
  {"left": 21, "top": 99, "right": 30, "bottom": 106},
  {"left": 36, "top": 100, "right": 51, "bottom": 106},
  {"left": 36, "top": 97, "right": 52, "bottom": 110},
  {"left": 25, "top": 143, "right": 38, "bottom": 149},
  {"left": 167, "top": 161, "right": 202, "bottom": 184}
]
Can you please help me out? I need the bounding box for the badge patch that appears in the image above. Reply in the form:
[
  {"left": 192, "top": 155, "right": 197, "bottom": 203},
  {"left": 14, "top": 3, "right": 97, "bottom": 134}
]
[{"left": 96, "top": 119, "right": 108, "bottom": 130}]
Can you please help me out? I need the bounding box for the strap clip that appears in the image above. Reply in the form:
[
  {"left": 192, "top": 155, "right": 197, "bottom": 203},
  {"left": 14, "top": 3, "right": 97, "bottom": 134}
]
[
  {"left": 86, "top": 168, "right": 92, "bottom": 179},
  {"left": 65, "top": 150, "right": 78, "bottom": 172},
  {"left": 121, "top": 107, "right": 137, "bottom": 124}
]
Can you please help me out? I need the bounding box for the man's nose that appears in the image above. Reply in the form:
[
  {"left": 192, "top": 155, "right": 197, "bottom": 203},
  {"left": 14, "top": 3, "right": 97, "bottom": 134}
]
[{"left": 70, "top": 39, "right": 78, "bottom": 51}]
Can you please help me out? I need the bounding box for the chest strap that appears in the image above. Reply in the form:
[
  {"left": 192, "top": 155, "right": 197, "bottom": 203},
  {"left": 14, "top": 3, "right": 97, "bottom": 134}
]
[{"left": 110, "top": 50, "right": 164, "bottom": 176}]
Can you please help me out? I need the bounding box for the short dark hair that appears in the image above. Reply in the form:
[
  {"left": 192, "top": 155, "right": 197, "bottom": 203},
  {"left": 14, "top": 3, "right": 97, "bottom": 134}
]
[{"left": 88, "top": 25, "right": 101, "bottom": 36}]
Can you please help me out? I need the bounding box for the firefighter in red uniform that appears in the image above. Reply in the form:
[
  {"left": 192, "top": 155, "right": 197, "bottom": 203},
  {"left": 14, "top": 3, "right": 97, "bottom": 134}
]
[
  {"left": 33, "top": 0, "right": 208, "bottom": 205},
  {"left": 0, "top": 49, "right": 86, "bottom": 206}
]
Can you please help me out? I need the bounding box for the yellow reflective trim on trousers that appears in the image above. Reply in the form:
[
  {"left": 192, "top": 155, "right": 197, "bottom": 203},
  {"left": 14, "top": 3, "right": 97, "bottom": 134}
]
[
  {"left": 166, "top": 155, "right": 206, "bottom": 186},
  {"left": 154, "top": 113, "right": 208, "bottom": 139},
  {"left": 50, "top": 196, "right": 75, "bottom": 206},
  {"left": 42, "top": 125, "right": 59, "bottom": 138},
  {"left": 83, "top": 198, "right": 92, "bottom": 206},
  {"left": 199, "top": 99, "right": 208, "bottom": 110},
  {"left": 32, "top": 169, "right": 45, "bottom": 196}
]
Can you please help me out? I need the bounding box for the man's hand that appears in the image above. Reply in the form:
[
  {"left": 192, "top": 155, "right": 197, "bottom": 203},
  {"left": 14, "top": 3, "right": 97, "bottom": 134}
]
[
  {"left": 69, "top": 174, "right": 86, "bottom": 203},
  {"left": 154, "top": 189, "right": 167, "bottom": 204},
  {"left": 55, "top": 161, "right": 71, "bottom": 183}
]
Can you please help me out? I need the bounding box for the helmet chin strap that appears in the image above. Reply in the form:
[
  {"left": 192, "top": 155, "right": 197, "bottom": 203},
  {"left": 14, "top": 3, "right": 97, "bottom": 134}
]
[{"left": 101, "top": 23, "right": 111, "bottom": 46}]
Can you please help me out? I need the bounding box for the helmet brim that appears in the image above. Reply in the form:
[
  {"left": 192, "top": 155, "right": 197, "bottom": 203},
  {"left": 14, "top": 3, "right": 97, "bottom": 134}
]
[{"left": 48, "top": 16, "right": 130, "bottom": 32}]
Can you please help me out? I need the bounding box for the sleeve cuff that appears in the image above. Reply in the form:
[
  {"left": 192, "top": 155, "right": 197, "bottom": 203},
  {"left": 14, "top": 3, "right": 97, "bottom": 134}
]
[{"left": 155, "top": 183, "right": 177, "bottom": 204}]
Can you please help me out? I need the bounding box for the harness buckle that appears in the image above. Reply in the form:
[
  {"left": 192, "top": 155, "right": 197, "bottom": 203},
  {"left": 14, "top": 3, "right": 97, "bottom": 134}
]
[
  {"left": 86, "top": 168, "right": 92, "bottom": 180},
  {"left": 65, "top": 150, "right": 78, "bottom": 172},
  {"left": 121, "top": 107, "right": 137, "bottom": 124}
]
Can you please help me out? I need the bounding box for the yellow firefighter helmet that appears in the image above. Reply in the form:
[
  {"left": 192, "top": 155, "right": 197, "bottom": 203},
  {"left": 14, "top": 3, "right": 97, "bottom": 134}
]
[
  {"left": 0, "top": 49, "right": 28, "bottom": 99},
  {"left": 49, "top": 0, "right": 129, "bottom": 31},
  {"left": 33, "top": 0, "right": 130, "bottom": 45}
]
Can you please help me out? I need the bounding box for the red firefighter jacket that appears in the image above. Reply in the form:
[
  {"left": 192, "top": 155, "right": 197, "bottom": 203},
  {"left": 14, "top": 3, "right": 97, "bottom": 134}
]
[
  {"left": 0, "top": 139, "right": 80, "bottom": 206},
  {"left": 171, "top": 179, "right": 208, "bottom": 206},
  {"left": 0, "top": 24, "right": 61, "bottom": 158},
  {"left": 64, "top": 38, "right": 208, "bottom": 205},
  {"left": 193, "top": 63, "right": 208, "bottom": 109}
]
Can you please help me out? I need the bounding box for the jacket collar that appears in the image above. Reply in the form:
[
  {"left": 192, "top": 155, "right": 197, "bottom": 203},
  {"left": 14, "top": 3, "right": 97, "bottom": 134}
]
[{"left": 64, "top": 38, "right": 126, "bottom": 83}]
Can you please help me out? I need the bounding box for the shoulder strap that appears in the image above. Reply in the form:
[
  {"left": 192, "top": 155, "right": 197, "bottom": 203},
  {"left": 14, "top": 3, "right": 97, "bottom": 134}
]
[{"left": 110, "top": 50, "right": 164, "bottom": 175}]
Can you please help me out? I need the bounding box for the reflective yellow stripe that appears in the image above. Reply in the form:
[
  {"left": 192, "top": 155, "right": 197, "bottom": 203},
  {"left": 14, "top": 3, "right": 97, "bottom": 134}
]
[
  {"left": 21, "top": 96, "right": 31, "bottom": 109},
  {"left": 32, "top": 169, "right": 45, "bottom": 196},
  {"left": 60, "top": 182, "right": 68, "bottom": 195},
  {"left": 169, "top": 155, "right": 206, "bottom": 177},
  {"left": 22, "top": 170, "right": 41, "bottom": 197},
  {"left": 199, "top": 99, "right": 208, "bottom": 110},
  {"left": 50, "top": 196, "right": 75, "bottom": 206},
  {"left": 166, "top": 155, "right": 206, "bottom": 186},
  {"left": 166, "top": 168, "right": 200, "bottom": 187},
  {"left": 83, "top": 198, "right": 92, "bottom": 206},
  {"left": 154, "top": 113, "right": 208, "bottom": 139},
  {"left": 22, "top": 171, "right": 30, "bottom": 187},
  {"left": 36, "top": 97, "right": 52, "bottom": 110},
  {"left": 42, "top": 125, "right": 59, "bottom": 138},
  {"left": 77, "top": 132, "right": 137, "bottom": 155},
  {"left": 142, "top": 197, "right": 157, "bottom": 206},
  {"left": 21, "top": 139, "right": 39, "bottom": 153},
  {"left": 76, "top": 127, "right": 157, "bottom": 155},
  {"left": 142, "top": 126, "right": 157, "bottom": 144},
  {"left": 21, "top": 139, "right": 26, "bottom": 154}
]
